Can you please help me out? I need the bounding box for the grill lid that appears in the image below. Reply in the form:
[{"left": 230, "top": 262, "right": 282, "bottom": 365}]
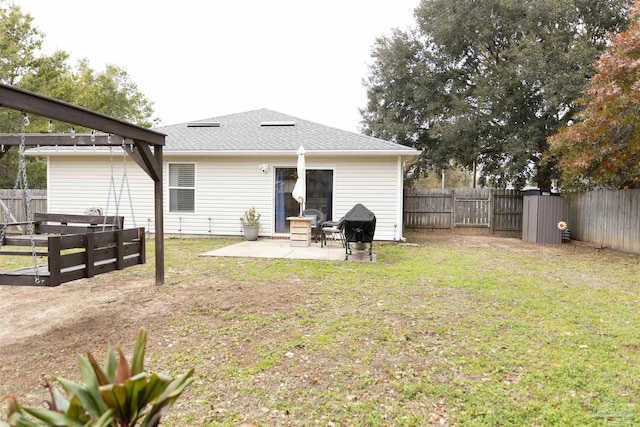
[{"left": 344, "top": 203, "right": 375, "bottom": 222}]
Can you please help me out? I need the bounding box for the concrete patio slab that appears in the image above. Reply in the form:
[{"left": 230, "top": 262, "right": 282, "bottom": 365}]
[{"left": 199, "top": 239, "right": 347, "bottom": 261}]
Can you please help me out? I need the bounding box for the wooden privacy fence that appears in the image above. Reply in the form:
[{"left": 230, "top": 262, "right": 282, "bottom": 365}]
[
  {"left": 564, "top": 189, "right": 640, "bottom": 254},
  {"left": 0, "top": 189, "right": 47, "bottom": 224},
  {"left": 404, "top": 188, "right": 523, "bottom": 236}
]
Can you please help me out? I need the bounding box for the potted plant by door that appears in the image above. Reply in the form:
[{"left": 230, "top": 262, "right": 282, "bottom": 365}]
[{"left": 240, "top": 207, "right": 261, "bottom": 241}]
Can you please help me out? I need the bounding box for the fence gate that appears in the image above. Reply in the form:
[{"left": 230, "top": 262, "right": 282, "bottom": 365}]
[{"left": 453, "top": 188, "right": 490, "bottom": 228}]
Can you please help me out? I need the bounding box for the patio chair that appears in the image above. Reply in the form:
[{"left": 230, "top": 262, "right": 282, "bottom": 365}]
[
  {"left": 303, "top": 208, "right": 326, "bottom": 243},
  {"left": 321, "top": 217, "right": 345, "bottom": 247}
]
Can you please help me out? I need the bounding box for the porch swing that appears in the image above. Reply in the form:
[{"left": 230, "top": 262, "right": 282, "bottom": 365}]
[{"left": 0, "top": 114, "right": 146, "bottom": 287}]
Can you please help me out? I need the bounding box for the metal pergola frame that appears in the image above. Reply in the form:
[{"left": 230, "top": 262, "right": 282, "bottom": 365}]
[{"left": 0, "top": 83, "right": 165, "bottom": 285}]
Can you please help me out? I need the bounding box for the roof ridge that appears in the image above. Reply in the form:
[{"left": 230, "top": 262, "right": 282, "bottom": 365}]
[
  {"left": 194, "top": 108, "right": 275, "bottom": 123},
  {"left": 155, "top": 108, "right": 277, "bottom": 128}
]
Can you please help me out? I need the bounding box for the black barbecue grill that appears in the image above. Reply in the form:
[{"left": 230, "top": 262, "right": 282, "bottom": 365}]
[{"left": 343, "top": 203, "right": 376, "bottom": 261}]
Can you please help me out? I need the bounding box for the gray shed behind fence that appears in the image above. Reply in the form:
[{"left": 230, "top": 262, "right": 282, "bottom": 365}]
[{"left": 522, "top": 193, "right": 564, "bottom": 244}]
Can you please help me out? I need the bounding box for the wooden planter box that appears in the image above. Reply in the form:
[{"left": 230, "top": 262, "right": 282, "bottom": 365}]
[{"left": 287, "top": 217, "right": 313, "bottom": 247}]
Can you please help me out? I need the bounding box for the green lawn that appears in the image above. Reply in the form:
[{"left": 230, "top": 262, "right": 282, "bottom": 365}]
[
  {"left": 2, "top": 233, "right": 639, "bottom": 426},
  {"left": 156, "top": 234, "right": 640, "bottom": 426}
]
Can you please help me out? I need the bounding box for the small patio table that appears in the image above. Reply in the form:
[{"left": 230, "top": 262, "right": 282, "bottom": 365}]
[{"left": 287, "top": 216, "right": 313, "bottom": 247}]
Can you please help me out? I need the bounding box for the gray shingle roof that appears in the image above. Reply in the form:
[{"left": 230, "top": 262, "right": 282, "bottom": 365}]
[{"left": 156, "top": 109, "right": 418, "bottom": 154}]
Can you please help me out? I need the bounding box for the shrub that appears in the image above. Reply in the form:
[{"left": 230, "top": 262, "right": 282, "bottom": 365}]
[{"left": 240, "top": 207, "right": 261, "bottom": 226}]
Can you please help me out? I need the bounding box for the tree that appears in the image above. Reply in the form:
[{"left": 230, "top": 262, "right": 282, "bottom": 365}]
[
  {"left": 361, "top": 0, "right": 630, "bottom": 190},
  {"left": 0, "top": 2, "right": 157, "bottom": 188},
  {"left": 411, "top": 166, "right": 476, "bottom": 188},
  {"left": 548, "top": 0, "right": 640, "bottom": 190},
  {"left": 0, "top": 1, "right": 42, "bottom": 87},
  {"left": 0, "top": 1, "right": 45, "bottom": 187}
]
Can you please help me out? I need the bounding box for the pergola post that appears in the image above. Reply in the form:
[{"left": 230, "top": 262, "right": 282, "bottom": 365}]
[{"left": 154, "top": 146, "right": 164, "bottom": 285}]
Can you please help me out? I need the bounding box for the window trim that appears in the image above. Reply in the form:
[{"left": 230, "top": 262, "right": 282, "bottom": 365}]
[{"left": 168, "top": 162, "right": 196, "bottom": 214}]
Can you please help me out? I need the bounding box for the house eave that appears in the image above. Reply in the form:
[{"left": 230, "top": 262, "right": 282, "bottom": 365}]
[{"left": 29, "top": 148, "right": 422, "bottom": 158}]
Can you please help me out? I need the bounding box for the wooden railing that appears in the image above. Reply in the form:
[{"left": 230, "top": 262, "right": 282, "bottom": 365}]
[{"left": 0, "top": 228, "right": 145, "bottom": 287}]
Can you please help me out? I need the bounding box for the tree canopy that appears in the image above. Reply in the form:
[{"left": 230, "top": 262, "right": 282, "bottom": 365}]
[
  {"left": 0, "top": 1, "right": 157, "bottom": 188},
  {"left": 361, "top": 0, "right": 630, "bottom": 190},
  {"left": 548, "top": 0, "right": 640, "bottom": 190}
]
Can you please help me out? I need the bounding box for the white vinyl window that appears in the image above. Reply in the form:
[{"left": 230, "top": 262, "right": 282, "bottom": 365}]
[{"left": 169, "top": 163, "right": 195, "bottom": 213}]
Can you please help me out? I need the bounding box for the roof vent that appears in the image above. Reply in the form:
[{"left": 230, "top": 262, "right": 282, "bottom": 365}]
[
  {"left": 260, "top": 121, "right": 295, "bottom": 127},
  {"left": 187, "top": 121, "right": 221, "bottom": 127}
]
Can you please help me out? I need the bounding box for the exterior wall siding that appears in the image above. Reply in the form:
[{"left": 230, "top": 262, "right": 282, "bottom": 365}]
[
  {"left": 167, "top": 157, "right": 273, "bottom": 236},
  {"left": 47, "top": 155, "right": 154, "bottom": 228},
  {"left": 47, "top": 153, "right": 403, "bottom": 241},
  {"left": 333, "top": 157, "right": 400, "bottom": 241}
]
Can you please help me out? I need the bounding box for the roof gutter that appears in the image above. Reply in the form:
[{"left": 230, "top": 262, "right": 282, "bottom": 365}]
[
  {"left": 29, "top": 148, "right": 421, "bottom": 159},
  {"left": 164, "top": 149, "right": 422, "bottom": 157}
]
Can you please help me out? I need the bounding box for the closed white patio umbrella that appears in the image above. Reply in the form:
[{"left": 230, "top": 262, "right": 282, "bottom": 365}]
[{"left": 291, "top": 145, "right": 306, "bottom": 216}]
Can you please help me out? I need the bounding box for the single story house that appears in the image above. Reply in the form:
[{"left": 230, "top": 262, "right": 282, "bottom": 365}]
[{"left": 39, "top": 109, "right": 420, "bottom": 241}]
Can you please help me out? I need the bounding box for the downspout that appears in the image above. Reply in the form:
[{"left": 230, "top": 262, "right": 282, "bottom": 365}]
[{"left": 396, "top": 156, "right": 403, "bottom": 242}]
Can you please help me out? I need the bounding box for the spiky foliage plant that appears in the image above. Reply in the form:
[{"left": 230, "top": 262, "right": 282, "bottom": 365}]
[{"left": 1, "top": 329, "right": 193, "bottom": 427}]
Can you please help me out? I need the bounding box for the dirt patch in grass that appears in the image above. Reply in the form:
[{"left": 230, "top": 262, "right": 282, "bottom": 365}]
[
  {"left": 0, "top": 270, "right": 298, "bottom": 388},
  {"left": 1, "top": 234, "right": 639, "bottom": 426}
]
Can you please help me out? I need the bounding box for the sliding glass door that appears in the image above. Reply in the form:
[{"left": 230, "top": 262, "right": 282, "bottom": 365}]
[{"left": 274, "top": 168, "right": 333, "bottom": 233}]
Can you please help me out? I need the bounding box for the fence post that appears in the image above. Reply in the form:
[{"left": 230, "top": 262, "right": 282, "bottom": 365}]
[
  {"left": 48, "top": 236, "right": 61, "bottom": 287},
  {"left": 85, "top": 231, "right": 95, "bottom": 278},
  {"left": 138, "top": 227, "right": 146, "bottom": 264},
  {"left": 116, "top": 230, "right": 124, "bottom": 270},
  {"left": 450, "top": 189, "right": 455, "bottom": 231},
  {"left": 489, "top": 190, "right": 495, "bottom": 235}
]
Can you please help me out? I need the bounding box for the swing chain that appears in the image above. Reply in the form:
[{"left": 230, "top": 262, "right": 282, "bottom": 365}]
[
  {"left": 102, "top": 135, "right": 119, "bottom": 230},
  {"left": 20, "top": 116, "right": 40, "bottom": 283},
  {"left": 0, "top": 114, "right": 40, "bottom": 283},
  {"left": 120, "top": 138, "right": 136, "bottom": 228},
  {"left": 102, "top": 136, "right": 136, "bottom": 230}
]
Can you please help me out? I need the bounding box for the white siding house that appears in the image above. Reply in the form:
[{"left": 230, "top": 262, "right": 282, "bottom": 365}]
[{"left": 42, "top": 109, "right": 419, "bottom": 241}]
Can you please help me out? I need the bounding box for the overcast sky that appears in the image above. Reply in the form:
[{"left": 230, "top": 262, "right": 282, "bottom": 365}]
[{"left": 15, "top": 1, "right": 417, "bottom": 132}]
